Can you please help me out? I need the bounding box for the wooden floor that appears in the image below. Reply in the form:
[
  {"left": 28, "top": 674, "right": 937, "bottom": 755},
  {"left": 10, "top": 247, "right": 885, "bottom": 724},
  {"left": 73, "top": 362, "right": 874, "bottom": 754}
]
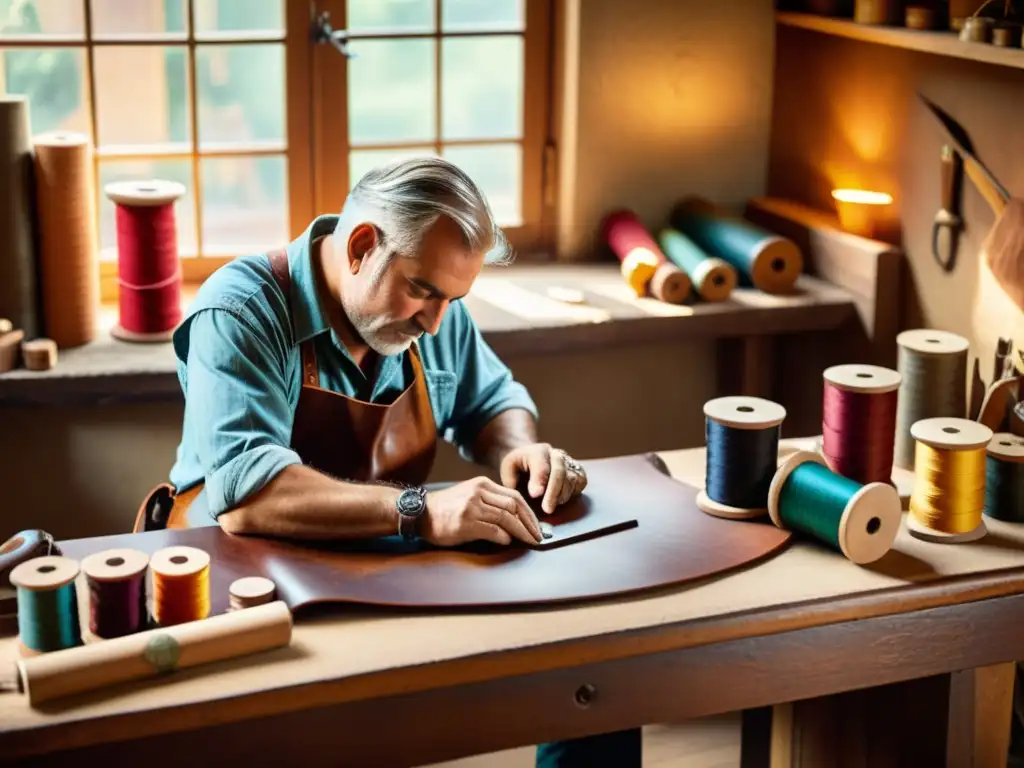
[{"left": 431, "top": 715, "right": 741, "bottom": 768}]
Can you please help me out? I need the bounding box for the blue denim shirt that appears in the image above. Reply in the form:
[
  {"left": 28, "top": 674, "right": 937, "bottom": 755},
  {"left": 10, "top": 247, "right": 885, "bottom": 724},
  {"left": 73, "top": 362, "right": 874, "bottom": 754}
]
[{"left": 168, "top": 215, "right": 538, "bottom": 517}]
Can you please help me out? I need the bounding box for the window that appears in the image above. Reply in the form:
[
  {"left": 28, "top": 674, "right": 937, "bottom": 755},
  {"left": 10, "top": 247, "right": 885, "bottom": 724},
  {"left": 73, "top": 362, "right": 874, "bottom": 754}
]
[
  {"left": 312, "top": 0, "right": 553, "bottom": 258},
  {"left": 0, "top": 0, "right": 552, "bottom": 298}
]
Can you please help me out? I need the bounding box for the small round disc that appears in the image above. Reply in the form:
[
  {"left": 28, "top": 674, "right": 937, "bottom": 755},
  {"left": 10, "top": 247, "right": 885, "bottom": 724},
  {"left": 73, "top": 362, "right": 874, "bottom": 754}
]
[
  {"left": 81, "top": 548, "right": 149, "bottom": 582},
  {"left": 545, "top": 286, "right": 586, "bottom": 304},
  {"left": 104, "top": 179, "right": 186, "bottom": 207},
  {"left": 695, "top": 489, "right": 767, "bottom": 520},
  {"left": 751, "top": 237, "right": 803, "bottom": 294},
  {"left": 704, "top": 396, "right": 786, "bottom": 430},
  {"left": 823, "top": 364, "right": 902, "bottom": 394},
  {"left": 907, "top": 513, "right": 987, "bottom": 544},
  {"left": 896, "top": 328, "right": 970, "bottom": 356},
  {"left": 10, "top": 555, "right": 79, "bottom": 591},
  {"left": 229, "top": 576, "right": 276, "bottom": 602},
  {"left": 650, "top": 263, "right": 691, "bottom": 305},
  {"left": 767, "top": 450, "right": 825, "bottom": 531},
  {"left": 0, "top": 318, "right": 12, "bottom": 334},
  {"left": 987, "top": 433, "right": 1024, "bottom": 463},
  {"left": 34, "top": 131, "right": 88, "bottom": 148},
  {"left": 150, "top": 546, "right": 210, "bottom": 577},
  {"left": 837, "top": 482, "right": 902, "bottom": 564},
  {"left": 911, "top": 417, "right": 993, "bottom": 451}
]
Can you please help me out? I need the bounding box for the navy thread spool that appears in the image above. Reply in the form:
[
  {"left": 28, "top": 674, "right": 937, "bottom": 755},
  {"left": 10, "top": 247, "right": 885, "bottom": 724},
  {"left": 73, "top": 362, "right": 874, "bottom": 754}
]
[
  {"left": 81, "top": 548, "right": 150, "bottom": 639},
  {"left": 697, "top": 396, "right": 787, "bottom": 520},
  {"left": 983, "top": 433, "right": 1024, "bottom": 523},
  {"left": 9, "top": 555, "right": 82, "bottom": 657}
]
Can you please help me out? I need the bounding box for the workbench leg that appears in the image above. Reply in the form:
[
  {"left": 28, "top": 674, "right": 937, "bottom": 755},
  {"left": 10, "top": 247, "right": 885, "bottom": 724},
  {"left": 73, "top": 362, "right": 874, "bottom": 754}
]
[
  {"left": 946, "top": 661, "right": 1016, "bottom": 768},
  {"left": 716, "top": 336, "right": 776, "bottom": 399},
  {"left": 769, "top": 674, "right": 952, "bottom": 767},
  {"left": 740, "top": 707, "right": 773, "bottom": 768}
]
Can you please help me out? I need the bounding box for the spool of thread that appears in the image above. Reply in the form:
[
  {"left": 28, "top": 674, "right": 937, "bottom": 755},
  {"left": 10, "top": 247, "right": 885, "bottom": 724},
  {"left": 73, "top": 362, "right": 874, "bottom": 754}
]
[
  {"left": 697, "top": 395, "right": 787, "bottom": 520},
  {"left": 0, "top": 327, "right": 24, "bottom": 372},
  {"left": 20, "top": 338, "right": 57, "bottom": 371},
  {"left": 821, "top": 364, "right": 901, "bottom": 485},
  {"left": 229, "top": 577, "right": 277, "bottom": 611},
  {"left": 669, "top": 197, "right": 803, "bottom": 295},
  {"left": 768, "top": 450, "right": 901, "bottom": 565},
  {"left": 657, "top": 227, "right": 737, "bottom": 302},
  {"left": 600, "top": 209, "right": 691, "bottom": 303},
  {"left": 9, "top": 556, "right": 82, "bottom": 656},
  {"left": 34, "top": 132, "right": 100, "bottom": 348},
  {"left": 14, "top": 601, "right": 293, "bottom": 707},
  {"left": 894, "top": 329, "right": 969, "bottom": 471},
  {"left": 983, "top": 433, "right": 1024, "bottom": 523},
  {"left": 105, "top": 179, "right": 186, "bottom": 342},
  {"left": 0, "top": 97, "right": 41, "bottom": 339},
  {"left": 150, "top": 546, "right": 211, "bottom": 626},
  {"left": 81, "top": 549, "right": 150, "bottom": 639},
  {"left": 908, "top": 417, "right": 993, "bottom": 544}
]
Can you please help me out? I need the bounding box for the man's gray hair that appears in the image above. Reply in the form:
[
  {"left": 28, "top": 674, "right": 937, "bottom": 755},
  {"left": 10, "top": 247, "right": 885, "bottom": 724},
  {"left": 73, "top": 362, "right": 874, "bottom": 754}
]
[{"left": 336, "top": 156, "right": 513, "bottom": 270}]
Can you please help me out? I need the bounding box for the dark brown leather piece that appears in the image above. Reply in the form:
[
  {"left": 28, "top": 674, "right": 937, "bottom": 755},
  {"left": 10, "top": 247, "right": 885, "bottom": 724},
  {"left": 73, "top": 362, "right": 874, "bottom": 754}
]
[{"left": 60, "top": 455, "right": 793, "bottom": 615}]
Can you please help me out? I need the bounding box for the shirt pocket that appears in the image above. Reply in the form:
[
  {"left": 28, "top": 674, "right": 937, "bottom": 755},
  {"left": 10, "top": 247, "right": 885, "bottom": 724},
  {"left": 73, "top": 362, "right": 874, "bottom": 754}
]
[{"left": 423, "top": 369, "right": 457, "bottom": 430}]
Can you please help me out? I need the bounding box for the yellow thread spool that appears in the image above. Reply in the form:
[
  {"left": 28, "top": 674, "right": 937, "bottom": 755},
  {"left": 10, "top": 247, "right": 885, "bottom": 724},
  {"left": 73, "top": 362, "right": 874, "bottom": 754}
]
[
  {"left": 149, "top": 546, "right": 211, "bottom": 626},
  {"left": 908, "top": 417, "right": 993, "bottom": 544}
]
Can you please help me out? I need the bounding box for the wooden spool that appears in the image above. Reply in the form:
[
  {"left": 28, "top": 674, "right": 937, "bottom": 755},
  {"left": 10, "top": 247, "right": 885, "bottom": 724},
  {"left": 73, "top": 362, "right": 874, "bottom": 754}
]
[
  {"left": 229, "top": 577, "right": 277, "bottom": 611},
  {"left": 0, "top": 327, "right": 24, "bottom": 372},
  {"left": 21, "top": 338, "right": 57, "bottom": 371}
]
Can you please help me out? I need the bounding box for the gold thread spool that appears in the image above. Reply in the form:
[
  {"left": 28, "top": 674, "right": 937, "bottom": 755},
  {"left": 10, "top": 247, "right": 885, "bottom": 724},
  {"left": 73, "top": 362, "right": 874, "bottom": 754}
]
[
  {"left": 21, "top": 338, "right": 57, "bottom": 371},
  {"left": 619, "top": 248, "right": 659, "bottom": 297},
  {"left": 33, "top": 132, "right": 100, "bottom": 349},
  {"left": 228, "top": 577, "right": 277, "bottom": 611},
  {"left": 150, "top": 546, "right": 211, "bottom": 626},
  {"left": 648, "top": 262, "right": 692, "bottom": 305},
  {"left": 908, "top": 417, "right": 993, "bottom": 544}
]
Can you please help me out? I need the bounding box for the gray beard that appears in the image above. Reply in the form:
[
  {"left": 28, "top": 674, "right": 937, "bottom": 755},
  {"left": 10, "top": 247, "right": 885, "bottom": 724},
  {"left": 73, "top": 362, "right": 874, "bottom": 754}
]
[{"left": 343, "top": 303, "right": 416, "bottom": 357}]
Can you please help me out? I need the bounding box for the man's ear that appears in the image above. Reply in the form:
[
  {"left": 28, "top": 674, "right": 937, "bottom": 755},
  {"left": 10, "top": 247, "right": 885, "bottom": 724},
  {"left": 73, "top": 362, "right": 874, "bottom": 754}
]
[{"left": 347, "top": 223, "right": 378, "bottom": 274}]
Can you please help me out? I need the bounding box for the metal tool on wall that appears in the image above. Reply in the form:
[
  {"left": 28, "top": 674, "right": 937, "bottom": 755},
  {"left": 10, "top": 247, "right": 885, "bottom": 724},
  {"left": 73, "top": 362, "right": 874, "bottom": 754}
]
[{"left": 932, "top": 144, "right": 964, "bottom": 271}]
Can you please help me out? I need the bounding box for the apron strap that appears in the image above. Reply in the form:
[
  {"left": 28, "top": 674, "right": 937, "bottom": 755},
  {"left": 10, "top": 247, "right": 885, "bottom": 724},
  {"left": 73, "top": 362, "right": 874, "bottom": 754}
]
[{"left": 266, "top": 248, "right": 319, "bottom": 387}]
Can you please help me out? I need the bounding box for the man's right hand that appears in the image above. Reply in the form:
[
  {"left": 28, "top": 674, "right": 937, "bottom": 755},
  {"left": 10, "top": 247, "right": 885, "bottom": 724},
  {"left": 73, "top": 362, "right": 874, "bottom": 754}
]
[{"left": 422, "top": 477, "right": 542, "bottom": 547}]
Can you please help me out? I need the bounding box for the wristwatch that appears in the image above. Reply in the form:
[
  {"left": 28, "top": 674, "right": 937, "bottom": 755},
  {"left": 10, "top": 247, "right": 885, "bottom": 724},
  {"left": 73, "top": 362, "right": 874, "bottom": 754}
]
[{"left": 396, "top": 486, "right": 427, "bottom": 541}]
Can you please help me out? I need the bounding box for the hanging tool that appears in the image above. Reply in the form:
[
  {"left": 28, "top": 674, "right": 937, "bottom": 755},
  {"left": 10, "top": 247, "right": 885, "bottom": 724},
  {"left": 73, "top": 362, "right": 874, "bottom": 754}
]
[{"left": 931, "top": 144, "right": 964, "bottom": 272}]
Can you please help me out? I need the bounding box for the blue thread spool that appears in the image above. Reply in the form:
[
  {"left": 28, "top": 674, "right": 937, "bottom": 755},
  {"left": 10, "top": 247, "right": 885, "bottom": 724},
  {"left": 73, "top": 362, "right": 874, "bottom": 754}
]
[
  {"left": 697, "top": 396, "right": 787, "bottom": 520},
  {"left": 768, "top": 450, "right": 902, "bottom": 565},
  {"left": 10, "top": 555, "right": 83, "bottom": 655},
  {"left": 983, "top": 433, "right": 1024, "bottom": 523}
]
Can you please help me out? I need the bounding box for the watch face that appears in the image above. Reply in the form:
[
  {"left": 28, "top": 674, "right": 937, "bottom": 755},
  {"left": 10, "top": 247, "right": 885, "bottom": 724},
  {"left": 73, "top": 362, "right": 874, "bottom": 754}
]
[{"left": 397, "top": 488, "right": 424, "bottom": 516}]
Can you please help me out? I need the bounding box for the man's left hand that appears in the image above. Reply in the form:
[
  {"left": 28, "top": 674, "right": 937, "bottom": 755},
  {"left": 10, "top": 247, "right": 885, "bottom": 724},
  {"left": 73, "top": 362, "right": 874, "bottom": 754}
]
[{"left": 499, "top": 443, "right": 587, "bottom": 515}]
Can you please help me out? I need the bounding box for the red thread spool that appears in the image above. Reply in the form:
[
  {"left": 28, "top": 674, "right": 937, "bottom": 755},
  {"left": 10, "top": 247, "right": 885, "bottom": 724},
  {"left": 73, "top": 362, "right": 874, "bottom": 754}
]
[
  {"left": 600, "top": 209, "right": 691, "bottom": 304},
  {"left": 821, "top": 364, "right": 902, "bottom": 485},
  {"left": 104, "top": 179, "right": 186, "bottom": 342}
]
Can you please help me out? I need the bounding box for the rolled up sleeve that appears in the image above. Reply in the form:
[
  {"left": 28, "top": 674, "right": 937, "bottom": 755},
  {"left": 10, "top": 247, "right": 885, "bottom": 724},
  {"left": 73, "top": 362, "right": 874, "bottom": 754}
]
[
  {"left": 181, "top": 309, "right": 301, "bottom": 517},
  {"left": 448, "top": 308, "right": 538, "bottom": 456}
]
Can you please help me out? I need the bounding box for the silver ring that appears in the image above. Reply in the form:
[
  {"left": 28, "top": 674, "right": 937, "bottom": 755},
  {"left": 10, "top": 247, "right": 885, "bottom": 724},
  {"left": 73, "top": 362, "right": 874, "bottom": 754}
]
[{"left": 562, "top": 453, "right": 583, "bottom": 475}]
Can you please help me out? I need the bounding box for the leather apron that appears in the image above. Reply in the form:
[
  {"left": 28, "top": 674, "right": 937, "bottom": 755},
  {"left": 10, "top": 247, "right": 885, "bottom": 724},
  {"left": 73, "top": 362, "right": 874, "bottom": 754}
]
[{"left": 133, "top": 248, "right": 438, "bottom": 532}]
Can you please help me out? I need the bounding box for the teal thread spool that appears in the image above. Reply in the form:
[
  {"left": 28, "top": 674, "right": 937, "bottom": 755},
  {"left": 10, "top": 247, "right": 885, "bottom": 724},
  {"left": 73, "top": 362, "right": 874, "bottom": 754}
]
[
  {"left": 768, "top": 451, "right": 902, "bottom": 565},
  {"left": 10, "top": 555, "right": 83, "bottom": 655},
  {"left": 657, "top": 227, "right": 737, "bottom": 302},
  {"left": 983, "top": 433, "right": 1024, "bottom": 523}
]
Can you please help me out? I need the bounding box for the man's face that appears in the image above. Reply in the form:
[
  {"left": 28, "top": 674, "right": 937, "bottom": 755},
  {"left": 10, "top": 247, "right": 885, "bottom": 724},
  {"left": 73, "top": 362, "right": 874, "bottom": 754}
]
[{"left": 341, "top": 216, "right": 485, "bottom": 356}]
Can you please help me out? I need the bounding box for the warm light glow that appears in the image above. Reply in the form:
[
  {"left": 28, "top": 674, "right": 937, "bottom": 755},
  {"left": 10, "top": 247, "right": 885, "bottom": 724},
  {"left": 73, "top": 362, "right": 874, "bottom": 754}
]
[{"left": 831, "top": 189, "right": 893, "bottom": 205}]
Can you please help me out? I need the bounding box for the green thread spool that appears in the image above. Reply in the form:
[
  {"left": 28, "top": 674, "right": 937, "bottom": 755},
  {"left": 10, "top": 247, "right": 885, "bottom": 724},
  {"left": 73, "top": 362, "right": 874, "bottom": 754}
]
[
  {"left": 669, "top": 196, "right": 803, "bottom": 294},
  {"left": 983, "top": 433, "right": 1024, "bottom": 523},
  {"left": 10, "top": 555, "right": 82, "bottom": 655},
  {"left": 657, "top": 227, "right": 737, "bottom": 302},
  {"left": 768, "top": 451, "right": 902, "bottom": 565}
]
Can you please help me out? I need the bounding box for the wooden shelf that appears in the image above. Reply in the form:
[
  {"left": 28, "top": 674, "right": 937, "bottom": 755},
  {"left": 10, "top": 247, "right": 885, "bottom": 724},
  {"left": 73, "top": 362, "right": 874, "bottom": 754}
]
[{"left": 777, "top": 11, "right": 1024, "bottom": 70}]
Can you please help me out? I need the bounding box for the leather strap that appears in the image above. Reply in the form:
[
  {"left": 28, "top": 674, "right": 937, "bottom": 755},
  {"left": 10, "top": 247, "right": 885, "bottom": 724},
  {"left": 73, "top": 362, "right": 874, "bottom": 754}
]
[{"left": 266, "top": 248, "right": 319, "bottom": 388}]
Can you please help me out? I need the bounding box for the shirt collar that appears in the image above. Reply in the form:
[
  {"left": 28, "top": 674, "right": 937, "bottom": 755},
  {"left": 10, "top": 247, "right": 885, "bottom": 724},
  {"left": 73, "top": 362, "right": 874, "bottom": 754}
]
[{"left": 285, "top": 214, "right": 338, "bottom": 346}]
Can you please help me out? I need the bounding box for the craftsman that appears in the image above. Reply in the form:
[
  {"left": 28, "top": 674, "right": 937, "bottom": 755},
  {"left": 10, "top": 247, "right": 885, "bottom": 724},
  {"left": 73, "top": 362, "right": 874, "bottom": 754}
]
[{"left": 137, "top": 156, "right": 641, "bottom": 767}]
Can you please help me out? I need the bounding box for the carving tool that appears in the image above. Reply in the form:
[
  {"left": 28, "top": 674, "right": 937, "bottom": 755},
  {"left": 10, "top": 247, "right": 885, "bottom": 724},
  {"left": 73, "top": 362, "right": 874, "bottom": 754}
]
[{"left": 931, "top": 144, "right": 963, "bottom": 272}]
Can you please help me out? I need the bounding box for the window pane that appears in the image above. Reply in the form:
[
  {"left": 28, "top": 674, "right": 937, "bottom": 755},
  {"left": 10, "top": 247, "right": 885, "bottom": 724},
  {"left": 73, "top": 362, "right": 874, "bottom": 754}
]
[
  {"left": 194, "top": 0, "right": 283, "bottom": 34},
  {"left": 0, "top": 0, "right": 84, "bottom": 38},
  {"left": 348, "top": 39, "right": 434, "bottom": 146},
  {"left": 196, "top": 43, "right": 284, "bottom": 148},
  {"left": 94, "top": 46, "right": 189, "bottom": 150},
  {"left": 442, "top": 0, "right": 522, "bottom": 32},
  {"left": 347, "top": 0, "right": 434, "bottom": 33},
  {"left": 201, "top": 155, "right": 288, "bottom": 254},
  {"left": 443, "top": 36, "right": 522, "bottom": 141},
  {"left": 98, "top": 159, "right": 196, "bottom": 259},
  {"left": 443, "top": 144, "right": 520, "bottom": 226},
  {"left": 1, "top": 47, "right": 88, "bottom": 135},
  {"left": 349, "top": 147, "right": 436, "bottom": 189},
  {"left": 91, "top": 0, "right": 186, "bottom": 37}
]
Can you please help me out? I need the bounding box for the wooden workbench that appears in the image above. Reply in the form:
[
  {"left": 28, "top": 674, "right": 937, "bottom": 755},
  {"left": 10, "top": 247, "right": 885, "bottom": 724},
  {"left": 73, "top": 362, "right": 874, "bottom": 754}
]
[{"left": 2, "top": 437, "right": 1019, "bottom": 767}]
